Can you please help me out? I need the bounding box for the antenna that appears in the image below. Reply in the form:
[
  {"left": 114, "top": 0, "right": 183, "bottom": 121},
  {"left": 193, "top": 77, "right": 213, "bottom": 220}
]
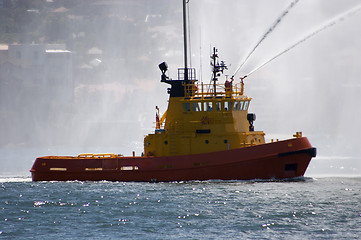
[{"left": 210, "top": 47, "right": 228, "bottom": 96}]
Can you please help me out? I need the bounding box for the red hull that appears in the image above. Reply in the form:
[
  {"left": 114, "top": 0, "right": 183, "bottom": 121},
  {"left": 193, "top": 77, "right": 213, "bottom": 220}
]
[{"left": 30, "top": 137, "right": 316, "bottom": 182}]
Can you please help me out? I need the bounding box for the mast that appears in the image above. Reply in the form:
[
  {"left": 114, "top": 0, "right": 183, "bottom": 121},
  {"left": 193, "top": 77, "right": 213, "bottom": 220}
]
[
  {"left": 210, "top": 47, "right": 227, "bottom": 97},
  {"left": 183, "top": 0, "right": 188, "bottom": 81},
  {"left": 212, "top": 47, "right": 217, "bottom": 96}
]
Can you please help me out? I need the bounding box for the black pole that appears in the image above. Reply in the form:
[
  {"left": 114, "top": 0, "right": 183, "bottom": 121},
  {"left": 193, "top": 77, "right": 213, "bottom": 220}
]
[
  {"left": 212, "top": 47, "right": 217, "bottom": 96},
  {"left": 183, "top": 0, "right": 188, "bottom": 81}
]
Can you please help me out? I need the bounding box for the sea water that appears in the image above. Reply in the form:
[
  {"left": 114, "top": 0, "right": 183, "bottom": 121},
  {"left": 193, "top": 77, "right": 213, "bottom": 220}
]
[{"left": 0, "top": 177, "right": 360, "bottom": 239}]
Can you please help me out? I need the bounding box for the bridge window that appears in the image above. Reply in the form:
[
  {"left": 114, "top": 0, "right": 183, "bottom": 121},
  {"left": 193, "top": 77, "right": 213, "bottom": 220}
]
[
  {"left": 243, "top": 101, "right": 249, "bottom": 110},
  {"left": 183, "top": 103, "right": 190, "bottom": 112},
  {"left": 205, "top": 102, "right": 213, "bottom": 111},
  {"left": 239, "top": 101, "right": 244, "bottom": 110},
  {"left": 198, "top": 102, "right": 203, "bottom": 111},
  {"left": 233, "top": 102, "right": 238, "bottom": 110},
  {"left": 216, "top": 102, "right": 222, "bottom": 111},
  {"left": 193, "top": 102, "right": 201, "bottom": 112},
  {"left": 233, "top": 101, "right": 248, "bottom": 111},
  {"left": 234, "top": 101, "right": 243, "bottom": 110},
  {"left": 225, "top": 101, "right": 232, "bottom": 111}
]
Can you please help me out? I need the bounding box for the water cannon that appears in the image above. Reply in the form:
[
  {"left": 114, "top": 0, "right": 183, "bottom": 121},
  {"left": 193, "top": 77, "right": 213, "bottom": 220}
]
[
  {"left": 247, "top": 113, "right": 256, "bottom": 132},
  {"left": 159, "top": 62, "right": 169, "bottom": 82},
  {"left": 159, "top": 62, "right": 168, "bottom": 74}
]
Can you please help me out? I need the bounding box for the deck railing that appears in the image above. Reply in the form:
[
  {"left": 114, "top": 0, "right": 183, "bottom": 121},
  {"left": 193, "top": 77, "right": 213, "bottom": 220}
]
[
  {"left": 183, "top": 82, "right": 244, "bottom": 99},
  {"left": 178, "top": 68, "right": 197, "bottom": 81}
]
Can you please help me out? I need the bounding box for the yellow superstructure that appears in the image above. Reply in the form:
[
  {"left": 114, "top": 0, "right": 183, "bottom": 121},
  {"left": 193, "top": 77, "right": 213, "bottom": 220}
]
[{"left": 144, "top": 57, "right": 265, "bottom": 157}]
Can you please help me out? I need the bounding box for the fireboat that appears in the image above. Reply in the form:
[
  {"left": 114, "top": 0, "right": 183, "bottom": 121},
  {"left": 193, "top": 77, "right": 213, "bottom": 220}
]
[{"left": 30, "top": 1, "right": 316, "bottom": 182}]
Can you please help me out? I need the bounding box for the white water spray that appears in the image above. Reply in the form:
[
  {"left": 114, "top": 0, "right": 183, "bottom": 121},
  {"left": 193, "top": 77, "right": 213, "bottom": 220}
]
[
  {"left": 232, "top": 0, "right": 299, "bottom": 78},
  {"left": 247, "top": 3, "right": 361, "bottom": 77}
]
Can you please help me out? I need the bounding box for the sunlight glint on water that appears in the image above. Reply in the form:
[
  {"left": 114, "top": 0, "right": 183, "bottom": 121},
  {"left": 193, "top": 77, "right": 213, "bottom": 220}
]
[{"left": 0, "top": 177, "right": 360, "bottom": 239}]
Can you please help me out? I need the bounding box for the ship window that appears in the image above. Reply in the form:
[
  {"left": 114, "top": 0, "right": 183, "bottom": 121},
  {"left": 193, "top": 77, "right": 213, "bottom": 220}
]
[
  {"left": 193, "top": 102, "right": 201, "bottom": 112},
  {"left": 243, "top": 101, "right": 249, "bottom": 110},
  {"left": 183, "top": 103, "right": 190, "bottom": 112},
  {"left": 234, "top": 101, "right": 243, "bottom": 111},
  {"left": 225, "top": 101, "right": 232, "bottom": 111},
  {"left": 233, "top": 102, "right": 238, "bottom": 110},
  {"left": 206, "top": 102, "right": 213, "bottom": 111},
  {"left": 216, "top": 102, "right": 221, "bottom": 111},
  {"left": 239, "top": 101, "right": 244, "bottom": 110}
]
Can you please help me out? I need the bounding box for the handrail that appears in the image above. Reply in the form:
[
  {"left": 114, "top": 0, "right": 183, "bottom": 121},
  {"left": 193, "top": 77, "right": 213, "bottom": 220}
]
[
  {"left": 155, "top": 110, "right": 167, "bottom": 129},
  {"left": 183, "top": 82, "right": 245, "bottom": 98},
  {"left": 78, "top": 153, "right": 116, "bottom": 158}
]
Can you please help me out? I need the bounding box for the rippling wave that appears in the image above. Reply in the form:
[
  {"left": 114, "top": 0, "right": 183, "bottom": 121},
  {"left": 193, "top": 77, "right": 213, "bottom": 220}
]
[{"left": 1, "top": 177, "right": 360, "bottom": 239}]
